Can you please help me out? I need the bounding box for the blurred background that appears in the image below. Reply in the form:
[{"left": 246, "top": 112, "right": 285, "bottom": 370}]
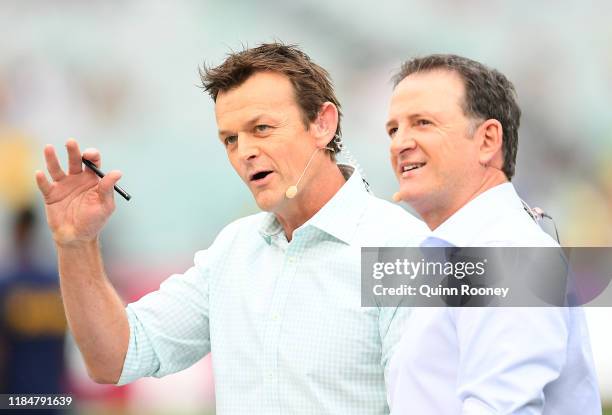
[{"left": 1, "top": 0, "right": 610, "bottom": 414}]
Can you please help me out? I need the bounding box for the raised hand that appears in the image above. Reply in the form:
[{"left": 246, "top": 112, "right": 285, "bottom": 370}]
[{"left": 35, "top": 139, "right": 123, "bottom": 245}]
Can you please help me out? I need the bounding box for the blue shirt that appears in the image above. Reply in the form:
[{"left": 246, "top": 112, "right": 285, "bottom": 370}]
[
  {"left": 118, "top": 166, "right": 428, "bottom": 414},
  {"left": 389, "top": 183, "right": 601, "bottom": 414},
  {"left": 0, "top": 265, "right": 66, "bottom": 394}
]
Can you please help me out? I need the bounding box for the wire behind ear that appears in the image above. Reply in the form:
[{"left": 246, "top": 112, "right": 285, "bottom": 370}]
[{"left": 334, "top": 135, "right": 371, "bottom": 193}]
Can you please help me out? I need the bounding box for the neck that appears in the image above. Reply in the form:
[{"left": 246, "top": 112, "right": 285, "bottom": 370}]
[
  {"left": 420, "top": 168, "right": 508, "bottom": 230},
  {"left": 276, "top": 161, "right": 345, "bottom": 241}
]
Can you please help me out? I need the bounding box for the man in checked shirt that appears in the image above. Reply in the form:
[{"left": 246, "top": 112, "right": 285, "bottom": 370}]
[{"left": 35, "top": 43, "right": 427, "bottom": 414}]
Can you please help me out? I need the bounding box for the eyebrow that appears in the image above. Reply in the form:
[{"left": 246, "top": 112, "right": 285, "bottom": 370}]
[
  {"left": 386, "top": 112, "right": 436, "bottom": 130},
  {"left": 218, "top": 114, "right": 269, "bottom": 138},
  {"left": 385, "top": 119, "right": 397, "bottom": 131}
]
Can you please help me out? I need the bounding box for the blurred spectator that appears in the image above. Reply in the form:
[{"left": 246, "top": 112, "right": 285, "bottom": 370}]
[{"left": 0, "top": 206, "right": 67, "bottom": 395}]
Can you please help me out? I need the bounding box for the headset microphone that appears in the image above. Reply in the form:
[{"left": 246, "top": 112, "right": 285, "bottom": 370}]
[
  {"left": 285, "top": 146, "right": 333, "bottom": 199},
  {"left": 285, "top": 185, "right": 298, "bottom": 199},
  {"left": 392, "top": 192, "right": 402, "bottom": 202}
]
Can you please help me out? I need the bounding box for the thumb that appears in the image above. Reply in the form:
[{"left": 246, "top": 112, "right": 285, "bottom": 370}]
[{"left": 98, "top": 170, "right": 122, "bottom": 196}]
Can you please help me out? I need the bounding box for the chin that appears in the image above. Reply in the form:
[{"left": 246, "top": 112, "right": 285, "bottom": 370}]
[
  {"left": 253, "top": 191, "right": 283, "bottom": 213},
  {"left": 399, "top": 184, "right": 429, "bottom": 205}
]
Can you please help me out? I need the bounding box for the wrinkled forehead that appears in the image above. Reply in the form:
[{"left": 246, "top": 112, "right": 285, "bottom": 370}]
[
  {"left": 388, "top": 69, "right": 467, "bottom": 118},
  {"left": 215, "top": 71, "right": 299, "bottom": 125}
]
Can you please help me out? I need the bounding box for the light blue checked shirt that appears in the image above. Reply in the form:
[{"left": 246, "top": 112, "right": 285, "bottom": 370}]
[{"left": 118, "top": 166, "right": 428, "bottom": 414}]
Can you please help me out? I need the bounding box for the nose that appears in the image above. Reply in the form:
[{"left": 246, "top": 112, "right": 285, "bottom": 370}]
[
  {"left": 237, "top": 134, "right": 260, "bottom": 161},
  {"left": 390, "top": 128, "right": 417, "bottom": 157}
]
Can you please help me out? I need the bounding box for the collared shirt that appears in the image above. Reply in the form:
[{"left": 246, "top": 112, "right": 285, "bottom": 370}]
[
  {"left": 118, "top": 165, "right": 428, "bottom": 415},
  {"left": 389, "top": 183, "right": 601, "bottom": 414}
]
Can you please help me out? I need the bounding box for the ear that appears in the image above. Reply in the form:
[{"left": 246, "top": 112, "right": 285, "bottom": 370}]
[
  {"left": 477, "top": 119, "right": 504, "bottom": 168},
  {"left": 311, "top": 102, "right": 339, "bottom": 148}
]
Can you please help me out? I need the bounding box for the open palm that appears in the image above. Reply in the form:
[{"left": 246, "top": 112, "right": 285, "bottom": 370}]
[{"left": 35, "top": 139, "right": 122, "bottom": 245}]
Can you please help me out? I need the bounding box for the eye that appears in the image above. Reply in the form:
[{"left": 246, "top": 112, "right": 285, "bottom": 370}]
[
  {"left": 254, "top": 124, "right": 271, "bottom": 134},
  {"left": 224, "top": 135, "right": 238, "bottom": 146},
  {"left": 387, "top": 127, "right": 398, "bottom": 138},
  {"left": 415, "top": 119, "right": 432, "bottom": 126}
]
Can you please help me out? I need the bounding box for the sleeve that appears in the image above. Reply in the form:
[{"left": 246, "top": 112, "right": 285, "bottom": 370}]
[
  {"left": 453, "top": 307, "right": 569, "bottom": 414},
  {"left": 117, "top": 249, "right": 212, "bottom": 385}
]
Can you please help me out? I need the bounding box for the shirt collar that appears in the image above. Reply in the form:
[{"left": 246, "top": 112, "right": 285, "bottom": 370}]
[
  {"left": 258, "top": 164, "right": 369, "bottom": 245},
  {"left": 258, "top": 211, "right": 284, "bottom": 243},
  {"left": 430, "top": 182, "right": 523, "bottom": 246}
]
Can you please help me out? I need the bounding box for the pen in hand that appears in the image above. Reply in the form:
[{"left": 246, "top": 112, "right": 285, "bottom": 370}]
[{"left": 82, "top": 157, "right": 132, "bottom": 201}]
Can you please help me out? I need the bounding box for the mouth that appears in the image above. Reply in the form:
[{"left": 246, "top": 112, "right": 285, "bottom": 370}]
[
  {"left": 400, "top": 162, "right": 426, "bottom": 177},
  {"left": 249, "top": 170, "right": 274, "bottom": 183}
]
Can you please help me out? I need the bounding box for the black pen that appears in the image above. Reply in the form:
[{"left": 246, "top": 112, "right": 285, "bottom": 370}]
[{"left": 82, "top": 157, "right": 132, "bottom": 201}]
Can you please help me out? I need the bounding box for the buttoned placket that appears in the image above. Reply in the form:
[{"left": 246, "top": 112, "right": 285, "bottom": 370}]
[{"left": 261, "top": 229, "right": 305, "bottom": 413}]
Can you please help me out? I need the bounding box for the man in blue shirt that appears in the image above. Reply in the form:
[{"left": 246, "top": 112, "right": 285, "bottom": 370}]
[
  {"left": 386, "top": 54, "right": 600, "bottom": 414},
  {"left": 35, "top": 43, "right": 427, "bottom": 414}
]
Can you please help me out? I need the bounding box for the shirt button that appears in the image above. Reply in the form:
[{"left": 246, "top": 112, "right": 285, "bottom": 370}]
[
  {"left": 288, "top": 256, "right": 295, "bottom": 263},
  {"left": 271, "top": 313, "right": 280, "bottom": 321},
  {"left": 267, "top": 372, "right": 274, "bottom": 379}
]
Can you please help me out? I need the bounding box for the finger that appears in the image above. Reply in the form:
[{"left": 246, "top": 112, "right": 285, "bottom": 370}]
[
  {"left": 82, "top": 148, "right": 102, "bottom": 168},
  {"left": 98, "top": 170, "right": 122, "bottom": 195},
  {"left": 34, "top": 170, "right": 53, "bottom": 196},
  {"left": 66, "top": 138, "right": 83, "bottom": 174},
  {"left": 43, "top": 145, "right": 66, "bottom": 181}
]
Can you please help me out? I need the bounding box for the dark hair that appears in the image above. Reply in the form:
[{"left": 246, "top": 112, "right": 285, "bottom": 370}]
[
  {"left": 392, "top": 54, "right": 521, "bottom": 179},
  {"left": 200, "top": 42, "right": 342, "bottom": 155},
  {"left": 13, "top": 206, "right": 36, "bottom": 245}
]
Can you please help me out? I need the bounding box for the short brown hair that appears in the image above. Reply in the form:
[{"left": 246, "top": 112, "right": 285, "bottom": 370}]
[
  {"left": 200, "top": 42, "right": 343, "bottom": 154},
  {"left": 393, "top": 54, "right": 521, "bottom": 180}
]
